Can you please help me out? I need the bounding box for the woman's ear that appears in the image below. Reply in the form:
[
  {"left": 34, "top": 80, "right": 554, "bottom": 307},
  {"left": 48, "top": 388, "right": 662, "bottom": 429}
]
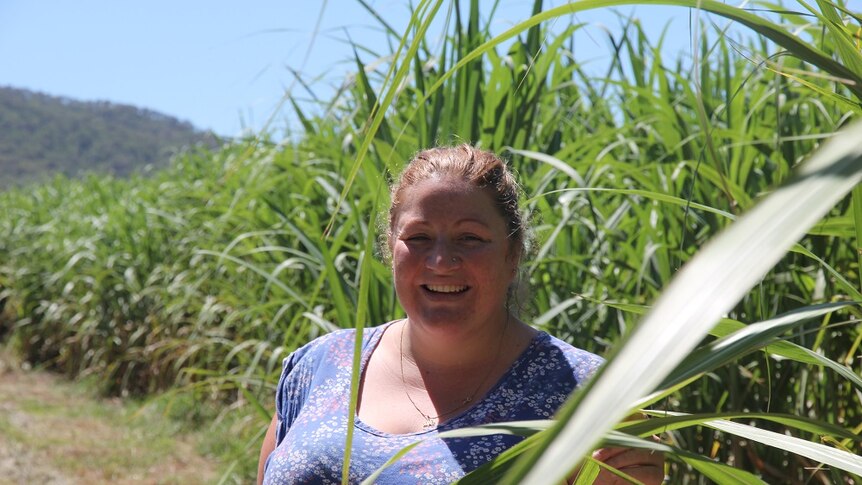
[{"left": 506, "top": 243, "right": 522, "bottom": 270}]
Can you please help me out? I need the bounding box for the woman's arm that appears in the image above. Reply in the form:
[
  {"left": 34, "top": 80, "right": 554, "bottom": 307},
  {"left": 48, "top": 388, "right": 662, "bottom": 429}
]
[
  {"left": 569, "top": 412, "right": 665, "bottom": 485},
  {"left": 591, "top": 446, "right": 665, "bottom": 484},
  {"left": 257, "top": 413, "right": 279, "bottom": 485}
]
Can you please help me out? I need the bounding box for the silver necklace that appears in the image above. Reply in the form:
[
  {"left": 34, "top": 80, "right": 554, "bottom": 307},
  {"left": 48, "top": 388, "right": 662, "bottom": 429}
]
[{"left": 398, "top": 317, "right": 509, "bottom": 429}]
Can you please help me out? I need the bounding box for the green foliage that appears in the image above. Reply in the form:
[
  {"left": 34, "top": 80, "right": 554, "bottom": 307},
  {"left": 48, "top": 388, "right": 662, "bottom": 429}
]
[
  {"left": 0, "top": 86, "right": 218, "bottom": 188},
  {"left": 1, "top": 0, "right": 861, "bottom": 483}
]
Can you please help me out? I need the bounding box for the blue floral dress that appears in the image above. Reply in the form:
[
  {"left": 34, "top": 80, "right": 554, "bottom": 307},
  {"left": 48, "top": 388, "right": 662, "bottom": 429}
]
[{"left": 262, "top": 321, "right": 603, "bottom": 484}]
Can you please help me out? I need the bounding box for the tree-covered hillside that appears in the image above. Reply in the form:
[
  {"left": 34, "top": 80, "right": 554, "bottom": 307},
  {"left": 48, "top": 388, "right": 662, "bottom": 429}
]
[{"left": 0, "top": 86, "right": 219, "bottom": 188}]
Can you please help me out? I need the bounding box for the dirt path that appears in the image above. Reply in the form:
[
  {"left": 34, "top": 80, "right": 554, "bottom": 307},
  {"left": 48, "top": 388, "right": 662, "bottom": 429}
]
[{"left": 0, "top": 348, "right": 221, "bottom": 484}]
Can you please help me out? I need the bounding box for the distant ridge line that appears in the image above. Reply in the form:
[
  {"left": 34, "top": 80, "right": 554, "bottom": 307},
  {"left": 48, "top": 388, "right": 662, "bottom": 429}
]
[{"left": 0, "top": 85, "right": 220, "bottom": 189}]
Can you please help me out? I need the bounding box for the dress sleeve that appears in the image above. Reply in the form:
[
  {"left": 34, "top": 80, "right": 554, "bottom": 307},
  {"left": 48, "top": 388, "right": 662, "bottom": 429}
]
[{"left": 273, "top": 344, "right": 314, "bottom": 446}]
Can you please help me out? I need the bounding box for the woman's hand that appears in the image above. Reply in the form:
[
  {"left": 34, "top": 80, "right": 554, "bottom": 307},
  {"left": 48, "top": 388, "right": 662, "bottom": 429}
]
[{"left": 590, "top": 446, "right": 665, "bottom": 484}]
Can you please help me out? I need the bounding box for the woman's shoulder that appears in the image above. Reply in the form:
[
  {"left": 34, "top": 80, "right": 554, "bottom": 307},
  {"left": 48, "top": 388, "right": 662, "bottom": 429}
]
[
  {"left": 525, "top": 331, "right": 605, "bottom": 382},
  {"left": 282, "top": 323, "right": 391, "bottom": 371}
]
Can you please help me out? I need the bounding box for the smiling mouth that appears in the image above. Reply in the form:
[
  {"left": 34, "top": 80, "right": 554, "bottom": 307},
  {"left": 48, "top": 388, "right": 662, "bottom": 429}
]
[{"left": 423, "top": 284, "right": 469, "bottom": 294}]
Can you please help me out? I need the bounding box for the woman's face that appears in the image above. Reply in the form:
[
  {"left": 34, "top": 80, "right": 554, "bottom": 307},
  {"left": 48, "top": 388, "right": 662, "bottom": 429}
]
[{"left": 390, "top": 175, "right": 517, "bottom": 334}]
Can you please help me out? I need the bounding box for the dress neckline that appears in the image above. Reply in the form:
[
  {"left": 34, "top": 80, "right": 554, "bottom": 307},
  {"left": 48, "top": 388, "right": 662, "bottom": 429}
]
[{"left": 353, "top": 321, "right": 549, "bottom": 438}]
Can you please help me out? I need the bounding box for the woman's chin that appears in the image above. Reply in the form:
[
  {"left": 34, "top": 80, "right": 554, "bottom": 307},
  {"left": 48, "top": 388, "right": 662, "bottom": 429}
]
[{"left": 407, "top": 310, "right": 505, "bottom": 338}]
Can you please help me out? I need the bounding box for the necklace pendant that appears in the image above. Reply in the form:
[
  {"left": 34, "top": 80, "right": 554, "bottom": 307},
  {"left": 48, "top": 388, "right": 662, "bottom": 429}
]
[{"left": 423, "top": 418, "right": 436, "bottom": 429}]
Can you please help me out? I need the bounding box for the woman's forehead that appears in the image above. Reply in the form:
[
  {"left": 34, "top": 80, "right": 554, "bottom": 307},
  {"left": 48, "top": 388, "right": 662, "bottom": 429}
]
[
  {"left": 396, "top": 177, "right": 495, "bottom": 211},
  {"left": 397, "top": 214, "right": 492, "bottom": 229}
]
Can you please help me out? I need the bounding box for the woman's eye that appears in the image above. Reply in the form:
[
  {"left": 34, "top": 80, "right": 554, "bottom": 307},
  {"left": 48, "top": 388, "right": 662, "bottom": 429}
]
[{"left": 461, "top": 235, "right": 485, "bottom": 242}]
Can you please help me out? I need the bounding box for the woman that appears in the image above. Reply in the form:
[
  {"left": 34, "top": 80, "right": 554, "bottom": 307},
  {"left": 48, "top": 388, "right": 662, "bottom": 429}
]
[{"left": 258, "top": 145, "right": 664, "bottom": 484}]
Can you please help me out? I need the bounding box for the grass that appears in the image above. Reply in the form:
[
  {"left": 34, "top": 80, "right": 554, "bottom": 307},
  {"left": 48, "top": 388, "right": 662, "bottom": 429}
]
[
  {"left": 0, "top": 345, "right": 226, "bottom": 483},
  {"left": 0, "top": 0, "right": 861, "bottom": 482}
]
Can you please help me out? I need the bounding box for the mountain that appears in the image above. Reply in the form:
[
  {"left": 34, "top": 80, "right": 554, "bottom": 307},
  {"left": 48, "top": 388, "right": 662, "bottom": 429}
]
[{"left": 0, "top": 86, "right": 219, "bottom": 188}]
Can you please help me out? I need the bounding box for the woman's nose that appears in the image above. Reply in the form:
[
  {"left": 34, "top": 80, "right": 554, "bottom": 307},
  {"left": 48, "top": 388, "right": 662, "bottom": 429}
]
[{"left": 426, "top": 241, "right": 460, "bottom": 270}]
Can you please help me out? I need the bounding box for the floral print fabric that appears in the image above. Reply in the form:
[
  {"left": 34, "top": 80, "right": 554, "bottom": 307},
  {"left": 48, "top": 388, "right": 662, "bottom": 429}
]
[{"left": 262, "top": 322, "right": 603, "bottom": 484}]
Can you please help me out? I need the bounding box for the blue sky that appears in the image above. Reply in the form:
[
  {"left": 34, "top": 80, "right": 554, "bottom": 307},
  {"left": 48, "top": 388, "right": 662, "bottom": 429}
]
[{"left": 1, "top": 1, "right": 716, "bottom": 137}]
